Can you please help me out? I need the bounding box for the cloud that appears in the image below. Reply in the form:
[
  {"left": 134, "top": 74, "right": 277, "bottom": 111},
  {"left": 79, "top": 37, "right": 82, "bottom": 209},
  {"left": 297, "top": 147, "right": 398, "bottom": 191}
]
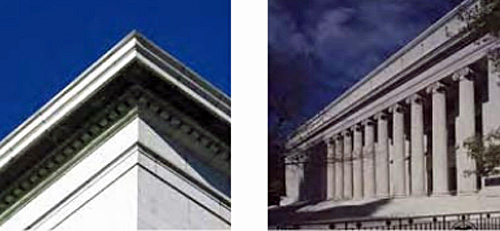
[{"left": 269, "top": 0, "right": 459, "bottom": 129}]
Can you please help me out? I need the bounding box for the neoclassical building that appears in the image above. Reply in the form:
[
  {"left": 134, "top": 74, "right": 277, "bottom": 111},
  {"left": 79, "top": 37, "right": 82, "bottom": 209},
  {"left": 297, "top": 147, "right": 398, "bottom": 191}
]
[
  {"left": 0, "top": 32, "right": 230, "bottom": 230},
  {"left": 272, "top": 0, "right": 500, "bottom": 229}
]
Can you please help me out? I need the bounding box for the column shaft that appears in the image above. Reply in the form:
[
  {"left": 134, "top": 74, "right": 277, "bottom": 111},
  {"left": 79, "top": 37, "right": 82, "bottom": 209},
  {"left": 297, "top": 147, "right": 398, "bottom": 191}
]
[
  {"left": 409, "top": 95, "right": 426, "bottom": 196},
  {"left": 376, "top": 112, "right": 390, "bottom": 197},
  {"left": 298, "top": 155, "right": 306, "bottom": 201},
  {"left": 454, "top": 68, "right": 477, "bottom": 194},
  {"left": 428, "top": 82, "right": 450, "bottom": 195},
  {"left": 334, "top": 136, "right": 344, "bottom": 200},
  {"left": 326, "top": 139, "right": 336, "bottom": 200},
  {"left": 284, "top": 157, "right": 298, "bottom": 204},
  {"left": 343, "top": 131, "right": 353, "bottom": 199},
  {"left": 392, "top": 104, "right": 406, "bottom": 197},
  {"left": 363, "top": 120, "right": 376, "bottom": 198},
  {"left": 484, "top": 51, "right": 500, "bottom": 137},
  {"left": 353, "top": 125, "right": 363, "bottom": 200}
]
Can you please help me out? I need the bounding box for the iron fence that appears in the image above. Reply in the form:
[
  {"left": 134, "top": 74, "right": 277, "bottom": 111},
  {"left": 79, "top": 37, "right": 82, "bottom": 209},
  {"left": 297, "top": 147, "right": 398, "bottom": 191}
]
[{"left": 274, "top": 211, "right": 500, "bottom": 230}]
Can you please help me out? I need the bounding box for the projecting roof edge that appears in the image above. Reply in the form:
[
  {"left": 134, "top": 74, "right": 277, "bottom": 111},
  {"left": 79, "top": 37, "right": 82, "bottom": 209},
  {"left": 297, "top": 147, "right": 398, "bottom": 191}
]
[
  {"left": 288, "top": 0, "right": 475, "bottom": 145},
  {"left": 0, "top": 30, "right": 230, "bottom": 171}
]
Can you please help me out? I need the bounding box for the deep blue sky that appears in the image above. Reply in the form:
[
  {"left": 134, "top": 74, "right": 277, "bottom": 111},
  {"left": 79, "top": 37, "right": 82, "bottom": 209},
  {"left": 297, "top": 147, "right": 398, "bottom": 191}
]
[
  {"left": 0, "top": 0, "right": 229, "bottom": 140},
  {"left": 269, "top": 0, "right": 463, "bottom": 136}
]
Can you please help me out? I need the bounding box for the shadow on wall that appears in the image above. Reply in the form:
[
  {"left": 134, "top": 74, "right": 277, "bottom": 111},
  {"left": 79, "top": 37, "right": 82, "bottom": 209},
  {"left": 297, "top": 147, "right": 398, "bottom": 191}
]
[
  {"left": 268, "top": 198, "right": 392, "bottom": 227},
  {"left": 142, "top": 111, "right": 231, "bottom": 198}
]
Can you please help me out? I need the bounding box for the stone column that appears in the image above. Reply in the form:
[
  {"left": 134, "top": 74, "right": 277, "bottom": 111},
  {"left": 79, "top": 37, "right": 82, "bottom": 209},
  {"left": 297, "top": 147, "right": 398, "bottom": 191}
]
[
  {"left": 484, "top": 49, "right": 500, "bottom": 136},
  {"left": 407, "top": 94, "right": 426, "bottom": 196},
  {"left": 334, "top": 134, "right": 344, "bottom": 200},
  {"left": 284, "top": 155, "right": 299, "bottom": 204},
  {"left": 426, "top": 82, "right": 450, "bottom": 195},
  {"left": 297, "top": 153, "right": 306, "bottom": 201},
  {"left": 363, "top": 119, "right": 376, "bottom": 198},
  {"left": 390, "top": 103, "right": 406, "bottom": 197},
  {"left": 376, "top": 111, "right": 390, "bottom": 197},
  {"left": 453, "top": 67, "right": 477, "bottom": 194},
  {"left": 343, "top": 130, "right": 353, "bottom": 199},
  {"left": 325, "top": 137, "right": 336, "bottom": 200},
  {"left": 353, "top": 124, "right": 363, "bottom": 200}
]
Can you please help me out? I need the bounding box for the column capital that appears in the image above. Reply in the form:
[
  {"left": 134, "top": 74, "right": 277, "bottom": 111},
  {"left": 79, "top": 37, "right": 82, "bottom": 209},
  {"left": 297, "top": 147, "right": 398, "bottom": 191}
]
[
  {"left": 487, "top": 47, "right": 500, "bottom": 73},
  {"left": 352, "top": 123, "right": 362, "bottom": 132},
  {"left": 487, "top": 47, "right": 500, "bottom": 61},
  {"left": 374, "top": 111, "right": 389, "bottom": 120},
  {"left": 342, "top": 129, "right": 352, "bottom": 137},
  {"left": 362, "top": 118, "right": 375, "bottom": 126},
  {"left": 452, "top": 66, "right": 475, "bottom": 82},
  {"left": 297, "top": 153, "right": 308, "bottom": 162},
  {"left": 405, "top": 93, "right": 424, "bottom": 105},
  {"left": 426, "top": 82, "right": 447, "bottom": 94},
  {"left": 324, "top": 136, "right": 336, "bottom": 145},
  {"left": 333, "top": 133, "right": 343, "bottom": 141},
  {"left": 388, "top": 103, "right": 405, "bottom": 113}
]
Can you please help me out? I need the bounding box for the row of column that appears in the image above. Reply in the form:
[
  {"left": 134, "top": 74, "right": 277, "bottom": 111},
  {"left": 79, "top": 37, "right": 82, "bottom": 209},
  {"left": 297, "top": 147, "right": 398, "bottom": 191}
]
[
  {"left": 285, "top": 52, "right": 500, "bottom": 205},
  {"left": 322, "top": 66, "right": 479, "bottom": 201}
]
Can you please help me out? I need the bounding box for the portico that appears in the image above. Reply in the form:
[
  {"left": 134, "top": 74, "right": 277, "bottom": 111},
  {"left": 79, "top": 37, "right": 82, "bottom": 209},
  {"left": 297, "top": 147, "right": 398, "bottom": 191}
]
[{"left": 281, "top": 0, "right": 500, "bottom": 207}]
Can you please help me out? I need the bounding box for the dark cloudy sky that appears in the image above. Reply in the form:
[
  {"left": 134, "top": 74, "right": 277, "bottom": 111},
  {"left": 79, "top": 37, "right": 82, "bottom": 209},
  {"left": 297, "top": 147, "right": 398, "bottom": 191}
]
[{"left": 269, "top": 0, "right": 464, "bottom": 135}]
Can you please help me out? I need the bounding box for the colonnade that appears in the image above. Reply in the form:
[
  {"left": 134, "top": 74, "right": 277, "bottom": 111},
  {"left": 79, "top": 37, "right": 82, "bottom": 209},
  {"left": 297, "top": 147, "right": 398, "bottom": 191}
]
[{"left": 285, "top": 54, "right": 500, "bottom": 203}]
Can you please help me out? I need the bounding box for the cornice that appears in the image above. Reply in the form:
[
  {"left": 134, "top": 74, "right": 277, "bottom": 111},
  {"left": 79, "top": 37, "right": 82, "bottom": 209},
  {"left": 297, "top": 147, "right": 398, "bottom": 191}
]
[
  {"left": 287, "top": 1, "right": 496, "bottom": 150},
  {"left": 292, "top": 0, "right": 475, "bottom": 137},
  {"left": 0, "top": 85, "right": 230, "bottom": 222},
  {"left": 0, "top": 89, "right": 138, "bottom": 222},
  {"left": 0, "top": 31, "right": 230, "bottom": 174}
]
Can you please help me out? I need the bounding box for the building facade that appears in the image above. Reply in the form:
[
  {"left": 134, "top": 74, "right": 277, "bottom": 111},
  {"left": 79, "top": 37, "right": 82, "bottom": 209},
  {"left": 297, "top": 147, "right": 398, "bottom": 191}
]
[
  {"left": 273, "top": 0, "right": 500, "bottom": 229},
  {"left": 0, "top": 32, "right": 230, "bottom": 230}
]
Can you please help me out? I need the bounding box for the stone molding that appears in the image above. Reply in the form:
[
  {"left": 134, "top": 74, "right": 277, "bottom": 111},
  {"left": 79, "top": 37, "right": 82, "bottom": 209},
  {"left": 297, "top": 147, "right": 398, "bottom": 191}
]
[
  {"left": 452, "top": 66, "right": 475, "bottom": 81},
  {"left": 0, "top": 85, "right": 229, "bottom": 220},
  {"left": 426, "top": 82, "right": 447, "bottom": 94},
  {"left": 374, "top": 111, "right": 389, "bottom": 120},
  {"left": 406, "top": 93, "right": 424, "bottom": 105},
  {"left": 389, "top": 103, "right": 406, "bottom": 114},
  {"left": 362, "top": 119, "right": 375, "bottom": 127},
  {"left": 342, "top": 130, "right": 352, "bottom": 137}
]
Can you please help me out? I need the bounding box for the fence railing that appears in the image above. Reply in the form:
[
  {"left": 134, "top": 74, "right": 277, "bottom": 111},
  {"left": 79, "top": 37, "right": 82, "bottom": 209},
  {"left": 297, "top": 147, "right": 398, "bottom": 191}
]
[{"left": 274, "top": 211, "right": 500, "bottom": 230}]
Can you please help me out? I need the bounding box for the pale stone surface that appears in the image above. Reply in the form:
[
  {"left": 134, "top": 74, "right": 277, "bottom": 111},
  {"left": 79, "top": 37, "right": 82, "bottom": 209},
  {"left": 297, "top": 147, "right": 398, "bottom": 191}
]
[
  {"left": 481, "top": 53, "right": 500, "bottom": 194},
  {"left": 363, "top": 120, "right": 375, "bottom": 198},
  {"left": 334, "top": 135, "right": 344, "bottom": 200},
  {"left": 454, "top": 67, "right": 477, "bottom": 194},
  {"left": 391, "top": 104, "right": 406, "bottom": 197},
  {"left": 287, "top": 194, "right": 500, "bottom": 221},
  {"left": 138, "top": 167, "right": 229, "bottom": 229},
  {"left": 278, "top": 0, "right": 500, "bottom": 225},
  {"left": 54, "top": 166, "right": 139, "bottom": 231},
  {"left": 284, "top": 158, "right": 300, "bottom": 204},
  {"left": 352, "top": 125, "right": 363, "bottom": 200},
  {"left": 297, "top": 154, "right": 306, "bottom": 201},
  {"left": 409, "top": 94, "right": 426, "bottom": 196},
  {"left": 428, "top": 82, "right": 450, "bottom": 195},
  {"left": 343, "top": 131, "right": 353, "bottom": 199},
  {"left": 325, "top": 139, "right": 335, "bottom": 200},
  {"left": 375, "top": 112, "right": 390, "bottom": 198},
  {"left": 0, "top": 117, "right": 142, "bottom": 230},
  {"left": 1, "top": 116, "right": 230, "bottom": 230},
  {"left": 483, "top": 53, "right": 500, "bottom": 136}
]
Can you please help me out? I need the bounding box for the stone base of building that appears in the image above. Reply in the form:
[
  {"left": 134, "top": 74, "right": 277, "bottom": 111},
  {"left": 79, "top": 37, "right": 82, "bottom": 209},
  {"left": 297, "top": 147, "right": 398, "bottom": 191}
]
[{"left": 269, "top": 194, "right": 500, "bottom": 229}]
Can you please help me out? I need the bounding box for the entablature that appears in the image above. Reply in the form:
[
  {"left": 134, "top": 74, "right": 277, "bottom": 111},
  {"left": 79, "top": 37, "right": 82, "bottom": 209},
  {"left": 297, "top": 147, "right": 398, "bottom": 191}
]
[{"left": 287, "top": 0, "right": 496, "bottom": 150}]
